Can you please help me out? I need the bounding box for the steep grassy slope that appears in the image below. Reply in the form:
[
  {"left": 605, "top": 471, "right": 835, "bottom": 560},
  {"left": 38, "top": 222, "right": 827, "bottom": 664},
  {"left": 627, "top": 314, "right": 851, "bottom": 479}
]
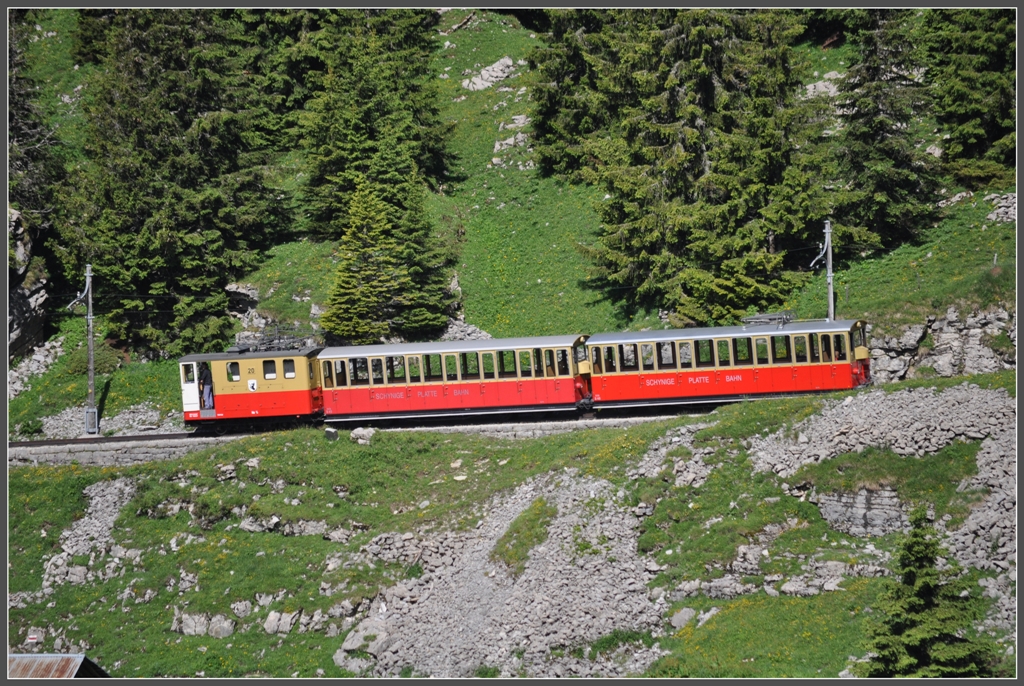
[
  {"left": 785, "top": 191, "right": 1016, "bottom": 332},
  {"left": 9, "top": 370, "right": 1014, "bottom": 677}
]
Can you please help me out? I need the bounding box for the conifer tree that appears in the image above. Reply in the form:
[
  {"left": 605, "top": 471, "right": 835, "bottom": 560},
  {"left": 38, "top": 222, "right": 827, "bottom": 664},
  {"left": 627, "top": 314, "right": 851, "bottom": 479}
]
[
  {"left": 831, "top": 10, "right": 938, "bottom": 250},
  {"left": 542, "top": 9, "right": 824, "bottom": 324},
  {"left": 858, "top": 507, "right": 997, "bottom": 677},
  {"left": 302, "top": 19, "right": 453, "bottom": 340},
  {"left": 921, "top": 9, "right": 1015, "bottom": 187},
  {"left": 51, "top": 9, "right": 290, "bottom": 356},
  {"left": 320, "top": 181, "right": 412, "bottom": 344}
]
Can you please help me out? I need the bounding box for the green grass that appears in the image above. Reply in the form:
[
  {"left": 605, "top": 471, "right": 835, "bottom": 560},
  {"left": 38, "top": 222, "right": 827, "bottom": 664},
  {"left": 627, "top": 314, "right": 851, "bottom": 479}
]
[
  {"left": 423, "top": 10, "right": 627, "bottom": 337},
  {"left": 20, "top": 9, "right": 96, "bottom": 162},
  {"left": 489, "top": 497, "right": 558, "bottom": 577},
  {"left": 8, "top": 316, "right": 182, "bottom": 440},
  {"left": 792, "top": 38, "right": 858, "bottom": 85},
  {"left": 232, "top": 239, "right": 340, "bottom": 328},
  {"left": 648, "top": 578, "right": 886, "bottom": 677},
  {"left": 785, "top": 192, "right": 1016, "bottom": 336},
  {"left": 792, "top": 442, "right": 987, "bottom": 527},
  {"left": 8, "top": 418, "right": 680, "bottom": 676}
]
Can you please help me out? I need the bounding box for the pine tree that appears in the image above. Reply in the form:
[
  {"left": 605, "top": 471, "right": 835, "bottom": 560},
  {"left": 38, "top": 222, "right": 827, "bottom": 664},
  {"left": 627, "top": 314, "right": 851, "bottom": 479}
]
[
  {"left": 858, "top": 507, "right": 997, "bottom": 677},
  {"left": 51, "top": 9, "right": 290, "bottom": 356},
  {"left": 831, "top": 10, "right": 938, "bottom": 250},
  {"left": 320, "top": 181, "right": 412, "bottom": 344}
]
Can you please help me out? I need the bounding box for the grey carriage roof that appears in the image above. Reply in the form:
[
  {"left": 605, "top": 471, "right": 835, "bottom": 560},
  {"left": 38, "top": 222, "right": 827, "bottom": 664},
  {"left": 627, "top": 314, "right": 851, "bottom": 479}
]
[
  {"left": 179, "top": 347, "right": 322, "bottom": 363},
  {"left": 319, "top": 335, "right": 586, "bottom": 359},
  {"left": 586, "top": 319, "right": 865, "bottom": 346}
]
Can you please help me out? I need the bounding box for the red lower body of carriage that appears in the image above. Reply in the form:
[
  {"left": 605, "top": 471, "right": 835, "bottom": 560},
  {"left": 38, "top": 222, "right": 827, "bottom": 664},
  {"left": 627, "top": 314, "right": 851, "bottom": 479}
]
[
  {"left": 183, "top": 388, "right": 322, "bottom": 423},
  {"left": 322, "top": 376, "right": 584, "bottom": 420},
  {"left": 589, "top": 361, "right": 867, "bottom": 407}
]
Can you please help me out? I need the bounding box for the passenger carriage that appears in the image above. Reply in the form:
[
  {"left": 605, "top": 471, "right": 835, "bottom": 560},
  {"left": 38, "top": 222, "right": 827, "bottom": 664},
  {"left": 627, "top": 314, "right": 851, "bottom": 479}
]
[
  {"left": 179, "top": 346, "right": 324, "bottom": 427},
  {"left": 317, "top": 335, "right": 588, "bottom": 421},
  {"left": 583, "top": 318, "right": 870, "bottom": 408}
]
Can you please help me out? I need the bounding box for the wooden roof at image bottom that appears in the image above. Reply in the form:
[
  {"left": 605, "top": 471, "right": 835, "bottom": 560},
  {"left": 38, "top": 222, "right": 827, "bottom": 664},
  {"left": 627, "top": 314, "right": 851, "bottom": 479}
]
[{"left": 8, "top": 654, "right": 109, "bottom": 678}]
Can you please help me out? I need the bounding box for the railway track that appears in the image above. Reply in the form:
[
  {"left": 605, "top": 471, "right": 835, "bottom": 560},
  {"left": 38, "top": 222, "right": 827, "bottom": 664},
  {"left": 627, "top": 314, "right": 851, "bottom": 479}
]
[
  {"left": 8, "top": 405, "right": 717, "bottom": 463},
  {"left": 7, "top": 432, "right": 198, "bottom": 450}
]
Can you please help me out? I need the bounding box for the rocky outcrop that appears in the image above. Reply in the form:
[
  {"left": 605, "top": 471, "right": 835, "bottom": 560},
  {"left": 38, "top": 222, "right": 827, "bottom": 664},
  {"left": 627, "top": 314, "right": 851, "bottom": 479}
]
[
  {"left": 8, "top": 205, "right": 48, "bottom": 361},
  {"left": 439, "top": 314, "right": 493, "bottom": 342},
  {"left": 809, "top": 487, "right": 908, "bottom": 537},
  {"left": 749, "top": 383, "right": 1014, "bottom": 477},
  {"left": 337, "top": 470, "right": 669, "bottom": 677},
  {"left": 869, "top": 306, "right": 1015, "bottom": 384},
  {"left": 8, "top": 336, "right": 63, "bottom": 400},
  {"left": 984, "top": 192, "right": 1016, "bottom": 224},
  {"left": 461, "top": 56, "right": 517, "bottom": 91}
]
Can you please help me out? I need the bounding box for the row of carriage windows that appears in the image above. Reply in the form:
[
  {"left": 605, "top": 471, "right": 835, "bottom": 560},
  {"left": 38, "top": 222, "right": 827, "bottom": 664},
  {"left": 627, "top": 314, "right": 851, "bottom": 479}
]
[
  {"left": 222, "top": 359, "right": 311, "bottom": 382},
  {"left": 590, "top": 333, "right": 850, "bottom": 373},
  {"left": 322, "top": 348, "right": 574, "bottom": 388}
]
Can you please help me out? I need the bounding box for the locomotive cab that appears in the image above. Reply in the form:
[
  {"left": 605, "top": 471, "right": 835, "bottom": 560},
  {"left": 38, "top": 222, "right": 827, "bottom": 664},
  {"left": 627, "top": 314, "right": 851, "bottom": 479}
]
[{"left": 179, "top": 347, "right": 323, "bottom": 428}]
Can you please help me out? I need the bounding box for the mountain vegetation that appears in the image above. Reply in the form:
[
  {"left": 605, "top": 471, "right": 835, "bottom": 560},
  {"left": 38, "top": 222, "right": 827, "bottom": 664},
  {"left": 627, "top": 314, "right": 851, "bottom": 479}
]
[{"left": 9, "top": 8, "right": 1016, "bottom": 351}]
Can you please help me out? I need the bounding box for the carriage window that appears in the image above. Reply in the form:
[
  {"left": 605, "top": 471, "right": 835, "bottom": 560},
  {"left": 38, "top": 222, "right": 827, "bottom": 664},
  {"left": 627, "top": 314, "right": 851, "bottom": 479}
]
[
  {"left": 576, "top": 345, "right": 587, "bottom": 362},
  {"left": 349, "top": 358, "right": 370, "bottom": 385},
  {"left": 460, "top": 352, "right": 480, "bottom": 380},
  {"left": 322, "top": 361, "right": 334, "bottom": 388},
  {"left": 441, "top": 355, "right": 457, "bottom": 382},
  {"left": 603, "top": 346, "right": 617, "bottom": 373},
  {"left": 309, "top": 362, "right": 314, "bottom": 380},
  {"left": 481, "top": 352, "right": 496, "bottom": 379},
  {"left": 227, "top": 362, "right": 241, "bottom": 382},
  {"left": 772, "top": 335, "right": 791, "bottom": 363},
  {"left": 556, "top": 349, "right": 571, "bottom": 376},
  {"left": 386, "top": 356, "right": 406, "bottom": 384},
  {"left": 851, "top": 326, "right": 864, "bottom": 349},
  {"left": 407, "top": 356, "right": 422, "bottom": 383},
  {"left": 263, "top": 360, "right": 277, "bottom": 379},
  {"left": 732, "top": 338, "right": 753, "bottom": 366},
  {"left": 618, "top": 344, "right": 639, "bottom": 372},
  {"left": 534, "top": 349, "right": 544, "bottom": 377},
  {"left": 371, "top": 359, "right": 385, "bottom": 385},
  {"left": 518, "top": 350, "right": 533, "bottom": 377},
  {"left": 424, "top": 354, "right": 444, "bottom": 382},
  {"left": 498, "top": 350, "right": 518, "bottom": 378},
  {"left": 284, "top": 359, "right": 296, "bottom": 379},
  {"left": 544, "top": 349, "right": 557, "bottom": 377},
  {"left": 182, "top": 363, "right": 196, "bottom": 384},
  {"left": 821, "top": 334, "right": 833, "bottom": 363},
  {"left": 809, "top": 334, "right": 821, "bottom": 363},
  {"left": 657, "top": 342, "right": 677, "bottom": 370},
  {"left": 717, "top": 340, "right": 731, "bottom": 367},
  {"left": 695, "top": 340, "right": 716, "bottom": 368},
  {"left": 641, "top": 344, "right": 655, "bottom": 371},
  {"left": 834, "top": 334, "right": 848, "bottom": 361},
  {"left": 591, "top": 347, "right": 603, "bottom": 374},
  {"left": 755, "top": 338, "right": 769, "bottom": 365},
  {"left": 334, "top": 359, "right": 348, "bottom": 386},
  {"left": 794, "top": 336, "right": 808, "bottom": 363},
  {"left": 679, "top": 342, "right": 693, "bottom": 369}
]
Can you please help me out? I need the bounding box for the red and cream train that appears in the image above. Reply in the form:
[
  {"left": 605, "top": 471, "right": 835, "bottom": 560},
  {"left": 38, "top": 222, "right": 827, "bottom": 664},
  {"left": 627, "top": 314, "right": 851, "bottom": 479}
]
[{"left": 178, "top": 317, "right": 871, "bottom": 430}]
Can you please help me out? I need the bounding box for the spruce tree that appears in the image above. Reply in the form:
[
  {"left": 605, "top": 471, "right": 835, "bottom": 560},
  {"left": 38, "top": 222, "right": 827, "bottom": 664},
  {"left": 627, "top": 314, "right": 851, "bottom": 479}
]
[
  {"left": 546, "top": 9, "right": 825, "bottom": 324},
  {"left": 320, "top": 181, "right": 412, "bottom": 344},
  {"left": 858, "top": 507, "right": 997, "bottom": 677},
  {"left": 831, "top": 10, "right": 938, "bottom": 250},
  {"left": 921, "top": 9, "right": 1015, "bottom": 187},
  {"left": 302, "top": 19, "right": 453, "bottom": 340},
  {"left": 51, "top": 9, "right": 290, "bottom": 356}
]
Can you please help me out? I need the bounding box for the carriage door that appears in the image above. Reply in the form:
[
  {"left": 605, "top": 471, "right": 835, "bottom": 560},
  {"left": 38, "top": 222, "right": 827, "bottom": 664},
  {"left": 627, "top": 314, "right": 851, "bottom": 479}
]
[{"left": 181, "top": 362, "right": 200, "bottom": 412}]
